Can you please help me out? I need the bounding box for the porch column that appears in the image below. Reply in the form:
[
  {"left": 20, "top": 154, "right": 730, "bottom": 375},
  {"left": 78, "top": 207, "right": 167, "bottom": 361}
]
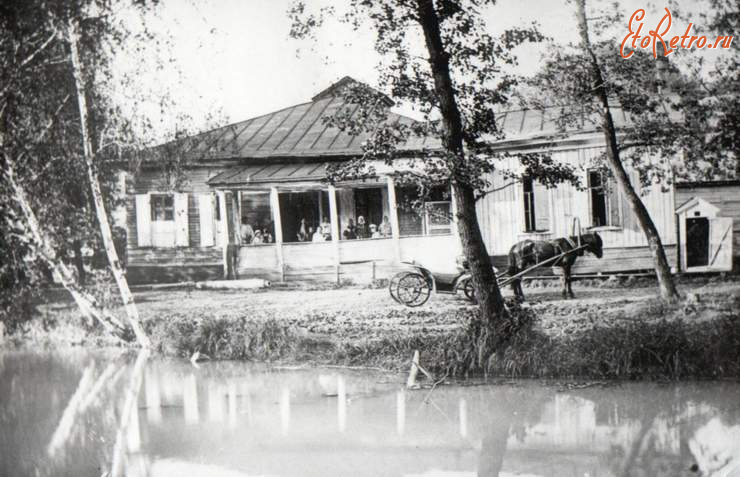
[
  {"left": 270, "top": 187, "right": 285, "bottom": 282},
  {"left": 230, "top": 191, "right": 240, "bottom": 244},
  {"left": 216, "top": 190, "right": 229, "bottom": 277},
  {"left": 328, "top": 185, "right": 340, "bottom": 283},
  {"left": 230, "top": 190, "right": 241, "bottom": 279},
  {"left": 386, "top": 176, "right": 402, "bottom": 263}
]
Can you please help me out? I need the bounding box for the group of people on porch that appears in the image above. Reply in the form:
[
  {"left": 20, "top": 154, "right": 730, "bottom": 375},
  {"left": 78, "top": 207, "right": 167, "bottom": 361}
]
[
  {"left": 240, "top": 218, "right": 274, "bottom": 245},
  {"left": 240, "top": 214, "right": 393, "bottom": 245},
  {"left": 292, "top": 215, "right": 392, "bottom": 243},
  {"left": 341, "top": 215, "right": 392, "bottom": 240},
  {"left": 295, "top": 218, "right": 331, "bottom": 242}
]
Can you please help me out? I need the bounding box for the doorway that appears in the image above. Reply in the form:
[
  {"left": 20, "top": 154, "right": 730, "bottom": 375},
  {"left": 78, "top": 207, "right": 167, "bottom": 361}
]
[
  {"left": 354, "top": 188, "right": 384, "bottom": 227},
  {"left": 279, "top": 190, "right": 329, "bottom": 243},
  {"left": 686, "top": 217, "right": 710, "bottom": 268}
]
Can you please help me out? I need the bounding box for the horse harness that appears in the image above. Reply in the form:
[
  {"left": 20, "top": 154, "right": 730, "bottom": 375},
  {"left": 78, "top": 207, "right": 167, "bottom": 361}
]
[
  {"left": 514, "top": 236, "right": 587, "bottom": 269},
  {"left": 550, "top": 237, "right": 578, "bottom": 267}
]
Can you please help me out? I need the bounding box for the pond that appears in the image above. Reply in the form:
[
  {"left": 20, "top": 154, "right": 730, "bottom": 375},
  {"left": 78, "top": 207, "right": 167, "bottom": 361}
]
[{"left": 1, "top": 349, "right": 739, "bottom": 477}]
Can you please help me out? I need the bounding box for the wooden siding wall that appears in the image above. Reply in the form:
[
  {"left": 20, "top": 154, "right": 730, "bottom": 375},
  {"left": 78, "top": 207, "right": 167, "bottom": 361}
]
[
  {"left": 125, "top": 167, "right": 221, "bottom": 283},
  {"left": 132, "top": 166, "right": 218, "bottom": 194},
  {"left": 225, "top": 236, "right": 460, "bottom": 284},
  {"left": 125, "top": 247, "right": 222, "bottom": 284},
  {"left": 399, "top": 235, "right": 459, "bottom": 271},
  {"left": 235, "top": 244, "right": 279, "bottom": 278},
  {"left": 478, "top": 147, "right": 677, "bottom": 254},
  {"left": 339, "top": 237, "right": 395, "bottom": 262},
  {"left": 675, "top": 184, "right": 740, "bottom": 263}
]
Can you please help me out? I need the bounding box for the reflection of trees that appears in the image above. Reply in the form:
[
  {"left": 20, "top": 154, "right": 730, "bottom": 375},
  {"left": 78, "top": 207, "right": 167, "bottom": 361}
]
[
  {"left": 111, "top": 349, "right": 149, "bottom": 477},
  {"left": 476, "top": 387, "right": 546, "bottom": 477},
  {"left": 478, "top": 420, "right": 510, "bottom": 477},
  {"left": 603, "top": 387, "right": 722, "bottom": 477}
]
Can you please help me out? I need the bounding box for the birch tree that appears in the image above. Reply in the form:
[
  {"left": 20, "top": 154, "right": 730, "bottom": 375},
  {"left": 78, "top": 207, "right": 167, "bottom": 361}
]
[
  {"left": 65, "top": 18, "right": 149, "bottom": 346},
  {"left": 0, "top": 0, "right": 178, "bottom": 344}
]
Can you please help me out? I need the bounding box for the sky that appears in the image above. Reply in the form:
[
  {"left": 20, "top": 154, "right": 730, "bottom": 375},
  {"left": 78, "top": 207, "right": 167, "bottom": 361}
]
[{"left": 112, "top": 0, "right": 719, "bottom": 143}]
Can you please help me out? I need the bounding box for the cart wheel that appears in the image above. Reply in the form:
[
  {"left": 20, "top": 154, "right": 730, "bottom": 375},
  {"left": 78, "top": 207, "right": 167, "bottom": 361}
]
[
  {"left": 391, "top": 272, "right": 431, "bottom": 307},
  {"left": 388, "top": 272, "right": 404, "bottom": 304},
  {"left": 463, "top": 278, "right": 477, "bottom": 303}
]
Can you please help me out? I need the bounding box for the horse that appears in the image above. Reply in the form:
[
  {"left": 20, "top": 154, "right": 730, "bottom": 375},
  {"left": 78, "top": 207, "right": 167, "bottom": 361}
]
[{"left": 506, "top": 232, "right": 603, "bottom": 301}]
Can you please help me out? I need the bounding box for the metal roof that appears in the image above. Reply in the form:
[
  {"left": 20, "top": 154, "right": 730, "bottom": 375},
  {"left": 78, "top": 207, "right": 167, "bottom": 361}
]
[
  {"left": 161, "top": 77, "right": 441, "bottom": 162},
  {"left": 493, "top": 104, "right": 635, "bottom": 139},
  {"left": 207, "top": 162, "right": 330, "bottom": 185},
  {"left": 155, "top": 77, "right": 651, "bottom": 164}
]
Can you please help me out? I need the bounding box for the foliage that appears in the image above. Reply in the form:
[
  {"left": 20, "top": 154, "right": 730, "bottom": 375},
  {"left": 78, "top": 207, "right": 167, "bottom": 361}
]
[
  {"left": 523, "top": 0, "right": 738, "bottom": 187},
  {"left": 0, "top": 0, "right": 204, "bottom": 329},
  {"left": 289, "top": 0, "right": 586, "bottom": 335},
  {"left": 289, "top": 0, "right": 580, "bottom": 197},
  {"left": 150, "top": 315, "right": 297, "bottom": 362}
]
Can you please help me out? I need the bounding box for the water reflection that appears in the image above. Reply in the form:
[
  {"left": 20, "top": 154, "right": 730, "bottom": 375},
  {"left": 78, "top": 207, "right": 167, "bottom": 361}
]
[{"left": 1, "top": 350, "right": 740, "bottom": 477}]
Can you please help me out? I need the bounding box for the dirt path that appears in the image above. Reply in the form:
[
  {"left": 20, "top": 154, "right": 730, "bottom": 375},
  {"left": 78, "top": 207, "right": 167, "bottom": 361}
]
[{"left": 132, "top": 277, "right": 740, "bottom": 340}]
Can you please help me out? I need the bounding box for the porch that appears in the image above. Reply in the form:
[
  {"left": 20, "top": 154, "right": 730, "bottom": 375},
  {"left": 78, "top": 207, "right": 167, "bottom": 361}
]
[{"left": 208, "top": 166, "right": 462, "bottom": 283}]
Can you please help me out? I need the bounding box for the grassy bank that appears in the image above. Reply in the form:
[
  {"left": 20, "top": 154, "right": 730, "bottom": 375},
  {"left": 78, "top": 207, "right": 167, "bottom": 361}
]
[
  {"left": 5, "top": 277, "right": 740, "bottom": 380},
  {"left": 140, "top": 291, "right": 740, "bottom": 380}
]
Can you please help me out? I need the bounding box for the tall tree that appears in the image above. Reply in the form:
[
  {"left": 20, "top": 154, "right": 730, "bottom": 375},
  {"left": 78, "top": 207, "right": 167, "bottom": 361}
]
[
  {"left": 0, "top": 0, "right": 178, "bottom": 344},
  {"left": 575, "top": 0, "right": 678, "bottom": 301},
  {"left": 290, "top": 0, "right": 576, "bottom": 343},
  {"left": 523, "top": 0, "right": 689, "bottom": 302},
  {"left": 66, "top": 17, "right": 149, "bottom": 346}
]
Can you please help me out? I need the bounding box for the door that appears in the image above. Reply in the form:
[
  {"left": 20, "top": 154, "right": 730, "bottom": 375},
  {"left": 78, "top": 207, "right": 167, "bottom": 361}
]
[
  {"left": 686, "top": 217, "right": 710, "bottom": 268},
  {"left": 708, "top": 217, "right": 733, "bottom": 271}
]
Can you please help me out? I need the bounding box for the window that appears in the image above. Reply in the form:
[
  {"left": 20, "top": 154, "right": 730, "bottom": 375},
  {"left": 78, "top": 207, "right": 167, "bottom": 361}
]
[
  {"left": 279, "top": 190, "right": 331, "bottom": 243},
  {"left": 239, "top": 191, "right": 274, "bottom": 245},
  {"left": 397, "top": 185, "right": 452, "bottom": 237},
  {"left": 523, "top": 177, "right": 536, "bottom": 232},
  {"left": 522, "top": 177, "right": 550, "bottom": 232},
  {"left": 588, "top": 170, "right": 620, "bottom": 227},
  {"left": 150, "top": 194, "right": 174, "bottom": 221},
  {"left": 337, "top": 187, "right": 391, "bottom": 240},
  {"left": 425, "top": 201, "right": 452, "bottom": 235}
]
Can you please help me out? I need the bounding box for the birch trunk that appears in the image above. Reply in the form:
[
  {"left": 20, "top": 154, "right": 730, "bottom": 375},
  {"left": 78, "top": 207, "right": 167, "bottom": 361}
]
[
  {"left": 415, "top": 0, "right": 508, "bottom": 324},
  {"left": 4, "top": 159, "right": 126, "bottom": 336},
  {"left": 66, "top": 19, "right": 151, "bottom": 346},
  {"left": 575, "top": 0, "right": 679, "bottom": 302}
]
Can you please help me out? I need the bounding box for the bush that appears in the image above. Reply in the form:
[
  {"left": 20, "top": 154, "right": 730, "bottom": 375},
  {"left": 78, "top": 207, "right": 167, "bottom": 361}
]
[{"left": 149, "top": 314, "right": 297, "bottom": 361}]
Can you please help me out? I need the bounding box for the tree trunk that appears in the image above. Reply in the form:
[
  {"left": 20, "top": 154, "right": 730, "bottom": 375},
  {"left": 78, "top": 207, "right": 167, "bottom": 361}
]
[
  {"left": 4, "top": 159, "right": 127, "bottom": 336},
  {"left": 575, "top": 0, "right": 679, "bottom": 302},
  {"left": 73, "top": 239, "right": 86, "bottom": 285},
  {"left": 415, "top": 0, "right": 507, "bottom": 324},
  {"left": 67, "top": 19, "right": 151, "bottom": 347}
]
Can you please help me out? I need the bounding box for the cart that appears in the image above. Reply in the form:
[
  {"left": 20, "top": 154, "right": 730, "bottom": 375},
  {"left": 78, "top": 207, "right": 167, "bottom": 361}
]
[
  {"left": 389, "top": 219, "right": 589, "bottom": 308},
  {"left": 388, "top": 259, "right": 476, "bottom": 307}
]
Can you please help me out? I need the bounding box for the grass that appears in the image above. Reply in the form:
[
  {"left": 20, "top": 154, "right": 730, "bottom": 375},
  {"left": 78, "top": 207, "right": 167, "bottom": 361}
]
[
  {"left": 5, "top": 277, "right": 740, "bottom": 380},
  {"left": 134, "top": 292, "right": 740, "bottom": 380}
]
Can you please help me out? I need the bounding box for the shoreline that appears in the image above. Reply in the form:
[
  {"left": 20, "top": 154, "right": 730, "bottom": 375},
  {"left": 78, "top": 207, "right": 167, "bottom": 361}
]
[{"left": 3, "top": 276, "right": 739, "bottom": 381}]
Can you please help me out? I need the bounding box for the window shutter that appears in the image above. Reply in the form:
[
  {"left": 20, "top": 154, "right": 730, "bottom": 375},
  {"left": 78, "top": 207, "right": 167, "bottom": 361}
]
[
  {"left": 135, "top": 194, "right": 151, "bottom": 247},
  {"left": 609, "top": 177, "right": 622, "bottom": 227},
  {"left": 199, "top": 194, "right": 215, "bottom": 247},
  {"left": 174, "top": 193, "right": 189, "bottom": 247},
  {"left": 533, "top": 181, "right": 550, "bottom": 231},
  {"left": 574, "top": 169, "right": 592, "bottom": 228}
]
